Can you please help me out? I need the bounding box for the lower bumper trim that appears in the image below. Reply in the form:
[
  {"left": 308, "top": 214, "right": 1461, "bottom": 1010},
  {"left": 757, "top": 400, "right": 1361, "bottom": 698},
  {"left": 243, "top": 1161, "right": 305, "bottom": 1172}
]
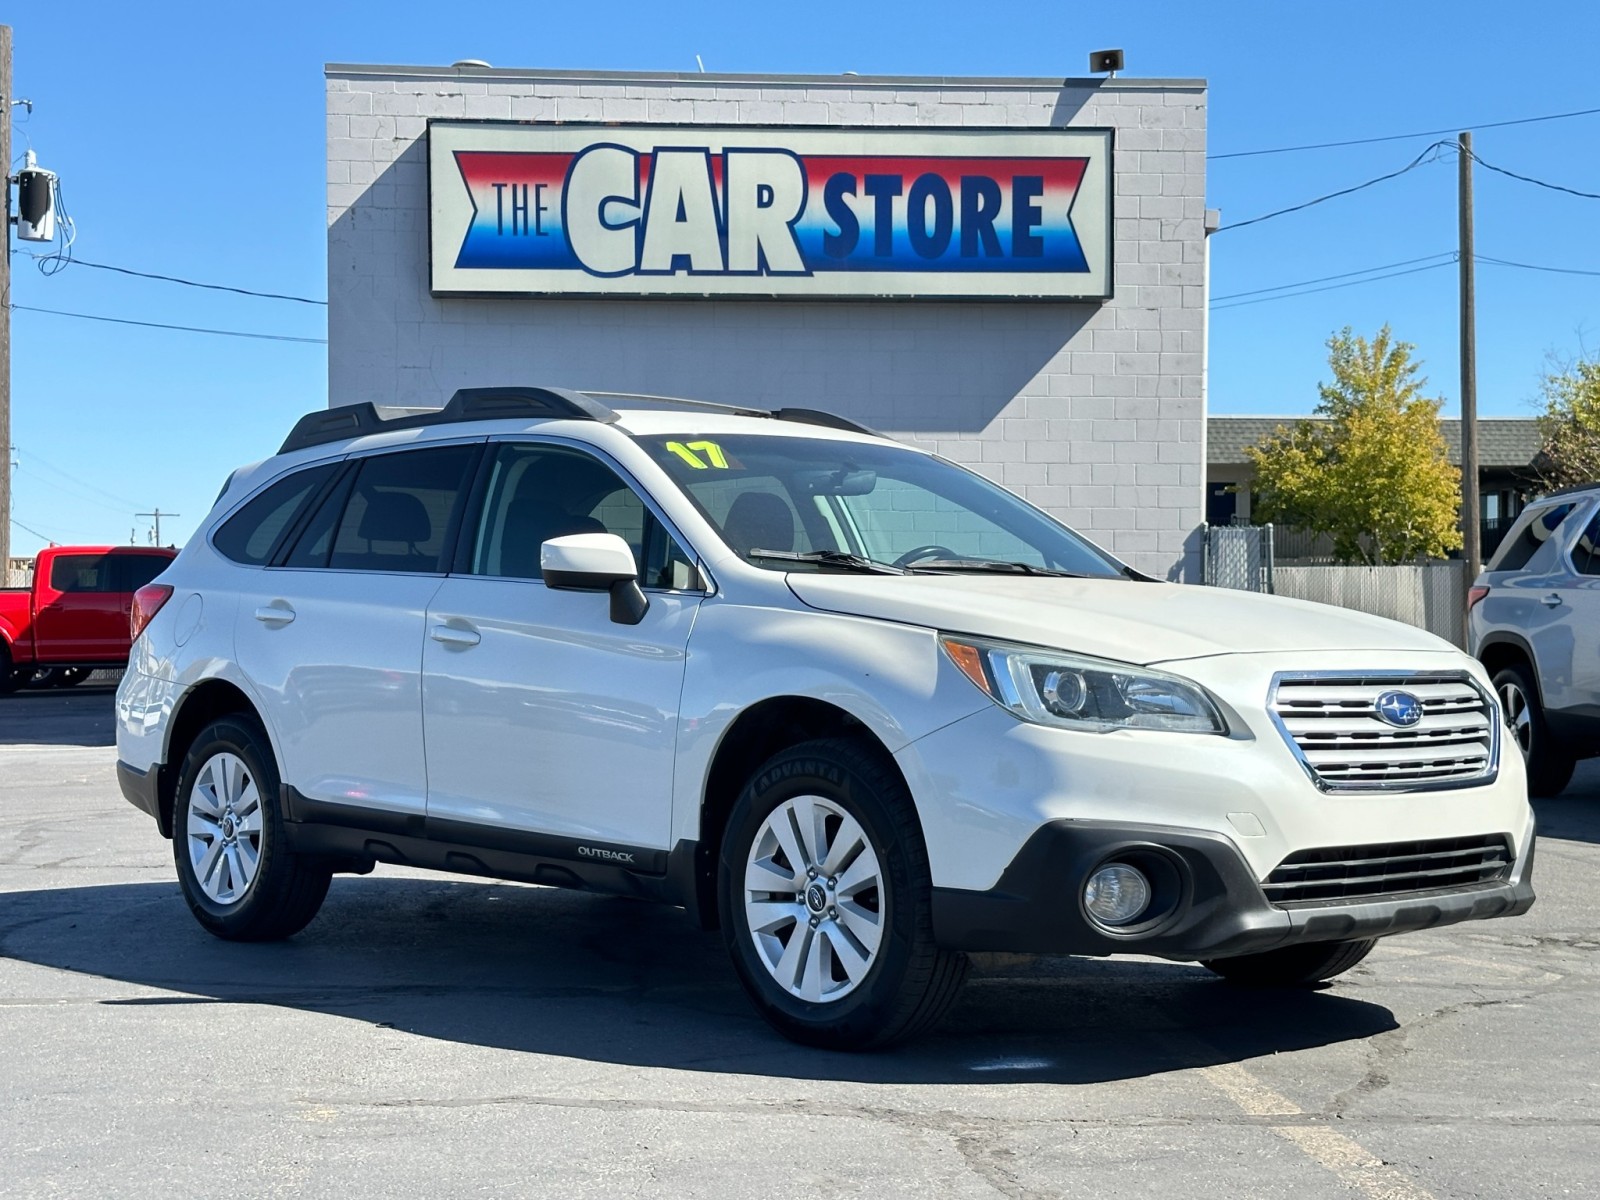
[
  {"left": 932, "top": 818, "right": 1535, "bottom": 960},
  {"left": 116, "top": 760, "right": 162, "bottom": 826}
]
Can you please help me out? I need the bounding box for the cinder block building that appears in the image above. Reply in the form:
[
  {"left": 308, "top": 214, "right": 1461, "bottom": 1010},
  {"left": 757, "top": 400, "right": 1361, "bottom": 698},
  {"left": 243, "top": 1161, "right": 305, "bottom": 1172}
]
[{"left": 325, "top": 63, "right": 1211, "bottom": 579}]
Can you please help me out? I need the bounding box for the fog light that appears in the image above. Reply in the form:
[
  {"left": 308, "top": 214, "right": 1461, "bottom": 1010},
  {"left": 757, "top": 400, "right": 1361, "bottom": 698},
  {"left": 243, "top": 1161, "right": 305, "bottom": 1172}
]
[{"left": 1084, "top": 863, "right": 1152, "bottom": 927}]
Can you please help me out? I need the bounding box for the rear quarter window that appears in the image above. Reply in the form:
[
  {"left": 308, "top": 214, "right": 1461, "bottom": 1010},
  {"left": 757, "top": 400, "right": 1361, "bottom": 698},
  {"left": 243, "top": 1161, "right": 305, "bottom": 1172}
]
[
  {"left": 213, "top": 464, "right": 339, "bottom": 566},
  {"left": 1489, "top": 502, "right": 1579, "bottom": 572}
]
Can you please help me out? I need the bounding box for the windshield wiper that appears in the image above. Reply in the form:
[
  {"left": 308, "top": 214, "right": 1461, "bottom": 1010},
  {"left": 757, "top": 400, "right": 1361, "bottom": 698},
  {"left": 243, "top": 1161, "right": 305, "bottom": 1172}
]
[
  {"left": 907, "top": 558, "right": 1086, "bottom": 577},
  {"left": 747, "top": 549, "right": 907, "bottom": 575}
]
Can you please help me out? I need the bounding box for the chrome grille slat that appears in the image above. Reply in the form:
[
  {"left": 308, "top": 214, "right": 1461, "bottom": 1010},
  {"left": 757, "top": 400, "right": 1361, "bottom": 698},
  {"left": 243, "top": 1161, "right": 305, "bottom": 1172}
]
[
  {"left": 1264, "top": 834, "right": 1513, "bottom": 903},
  {"left": 1269, "top": 671, "right": 1498, "bottom": 792}
]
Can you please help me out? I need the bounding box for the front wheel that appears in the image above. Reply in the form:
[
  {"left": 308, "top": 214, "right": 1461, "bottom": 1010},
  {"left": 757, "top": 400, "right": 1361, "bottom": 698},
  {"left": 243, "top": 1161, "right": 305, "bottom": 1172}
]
[
  {"left": 1494, "top": 664, "right": 1574, "bottom": 797},
  {"left": 172, "top": 716, "right": 331, "bottom": 941},
  {"left": 1202, "top": 938, "right": 1375, "bottom": 987},
  {"left": 718, "top": 738, "right": 968, "bottom": 1050}
]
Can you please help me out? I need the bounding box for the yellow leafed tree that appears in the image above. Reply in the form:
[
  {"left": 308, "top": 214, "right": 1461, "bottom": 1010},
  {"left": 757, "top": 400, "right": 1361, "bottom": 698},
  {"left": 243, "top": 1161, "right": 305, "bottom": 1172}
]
[{"left": 1246, "top": 326, "right": 1463, "bottom": 565}]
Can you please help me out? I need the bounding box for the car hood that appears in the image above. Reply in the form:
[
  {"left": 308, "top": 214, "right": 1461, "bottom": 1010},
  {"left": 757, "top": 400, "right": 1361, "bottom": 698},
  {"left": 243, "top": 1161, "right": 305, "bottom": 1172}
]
[{"left": 785, "top": 574, "right": 1453, "bottom": 665}]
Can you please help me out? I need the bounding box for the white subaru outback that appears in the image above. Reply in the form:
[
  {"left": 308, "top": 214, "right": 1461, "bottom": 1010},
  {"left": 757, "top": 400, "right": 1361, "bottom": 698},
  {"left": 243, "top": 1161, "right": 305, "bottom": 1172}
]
[{"left": 117, "top": 387, "right": 1536, "bottom": 1048}]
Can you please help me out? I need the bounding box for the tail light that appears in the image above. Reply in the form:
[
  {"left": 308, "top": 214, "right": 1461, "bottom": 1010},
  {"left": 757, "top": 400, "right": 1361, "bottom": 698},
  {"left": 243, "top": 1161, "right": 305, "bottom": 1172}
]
[
  {"left": 131, "top": 584, "right": 174, "bottom": 641},
  {"left": 1467, "top": 585, "right": 1490, "bottom": 612}
]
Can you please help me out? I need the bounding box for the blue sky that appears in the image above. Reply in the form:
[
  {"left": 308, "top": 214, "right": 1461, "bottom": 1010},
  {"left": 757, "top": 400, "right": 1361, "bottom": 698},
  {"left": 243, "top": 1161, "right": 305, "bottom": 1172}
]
[{"left": 6, "top": 0, "right": 1598, "bottom": 555}]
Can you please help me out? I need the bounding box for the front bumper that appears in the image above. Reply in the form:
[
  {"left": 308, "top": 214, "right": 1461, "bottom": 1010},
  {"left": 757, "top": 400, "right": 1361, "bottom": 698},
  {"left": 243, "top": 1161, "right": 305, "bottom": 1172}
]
[{"left": 931, "top": 817, "right": 1536, "bottom": 960}]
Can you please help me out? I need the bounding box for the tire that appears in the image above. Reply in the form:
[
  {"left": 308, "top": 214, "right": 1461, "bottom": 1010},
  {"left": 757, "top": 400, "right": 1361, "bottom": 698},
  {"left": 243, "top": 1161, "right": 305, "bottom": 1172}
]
[
  {"left": 53, "top": 667, "right": 92, "bottom": 688},
  {"left": 21, "top": 667, "right": 57, "bottom": 689},
  {"left": 171, "top": 716, "right": 331, "bottom": 941},
  {"left": 1202, "top": 938, "right": 1376, "bottom": 987},
  {"left": 0, "top": 644, "right": 18, "bottom": 695},
  {"left": 1493, "top": 663, "right": 1575, "bottom": 797},
  {"left": 717, "top": 737, "right": 969, "bottom": 1050}
]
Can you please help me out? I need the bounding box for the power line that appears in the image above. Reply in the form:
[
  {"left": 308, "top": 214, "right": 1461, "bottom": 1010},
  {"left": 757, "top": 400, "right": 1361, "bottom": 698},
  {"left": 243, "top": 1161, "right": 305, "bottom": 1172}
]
[
  {"left": 8, "top": 304, "right": 327, "bottom": 344},
  {"left": 1212, "top": 260, "right": 1456, "bottom": 311},
  {"left": 1464, "top": 148, "right": 1600, "bottom": 200},
  {"left": 13, "top": 445, "right": 147, "bottom": 509},
  {"left": 10, "top": 250, "right": 327, "bottom": 305},
  {"left": 1214, "top": 142, "right": 1451, "bottom": 234},
  {"left": 1475, "top": 254, "right": 1600, "bottom": 278},
  {"left": 1212, "top": 252, "right": 1456, "bottom": 302},
  {"left": 1210, "top": 104, "right": 1600, "bottom": 161},
  {"left": 13, "top": 462, "right": 137, "bottom": 516},
  {"left": 10, "top": 515, "right": 63, "bottom": 543}
]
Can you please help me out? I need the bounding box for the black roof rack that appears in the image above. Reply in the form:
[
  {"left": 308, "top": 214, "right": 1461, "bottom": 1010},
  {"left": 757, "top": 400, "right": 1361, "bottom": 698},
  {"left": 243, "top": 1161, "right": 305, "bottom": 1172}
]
[
  {"left": 278, "top": 387, "right": 619, "bottom": 454},
  {"left": 277, "top": 386, "right": 881, "bottom": 455}
]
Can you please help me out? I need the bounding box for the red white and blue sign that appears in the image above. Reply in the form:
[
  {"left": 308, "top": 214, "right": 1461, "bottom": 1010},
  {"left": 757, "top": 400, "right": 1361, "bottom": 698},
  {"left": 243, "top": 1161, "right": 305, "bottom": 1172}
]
[{"left": 428, "top": 122, "right": 1112, "bottom": 299}]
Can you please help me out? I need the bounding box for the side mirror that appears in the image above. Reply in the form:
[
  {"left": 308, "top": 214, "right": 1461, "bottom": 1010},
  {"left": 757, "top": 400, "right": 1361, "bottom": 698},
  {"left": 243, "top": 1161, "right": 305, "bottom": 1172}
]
[{"left": 540, "top": 533, "right": 649, "bottom": 625}]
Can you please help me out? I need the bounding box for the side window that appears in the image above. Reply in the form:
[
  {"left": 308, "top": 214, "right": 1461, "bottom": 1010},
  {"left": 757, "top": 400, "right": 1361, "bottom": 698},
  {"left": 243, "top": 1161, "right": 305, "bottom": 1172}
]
[
  {"left": 282, "top": 468, "right": 356, "bottom": 569},
  {"left": 328, "top": 445, "right": 478, "bottom": 574},
  {"left": 214, "top": 464, "right": 338, "bottom": 566},
  {"left": 110, "top": 555, "right": 170, "bottom": 592},
  {"left": 1490, "top": 502, "right": 1578, "bottom": 572},
  {"left": 49, "top": 554, "right": 111, "bottom": 593},
  {"left": 470, "top": 443, "right": 697, "bottom": 588},
  {"left": 1573, "top": 510, "right": 1600, "bottom": 577}
]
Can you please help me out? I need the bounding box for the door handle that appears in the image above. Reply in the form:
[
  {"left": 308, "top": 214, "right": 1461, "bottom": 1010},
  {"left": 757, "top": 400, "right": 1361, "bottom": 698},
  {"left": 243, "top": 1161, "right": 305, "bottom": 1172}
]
[
  {"left": 254, "top": 605, "right": 296, "bottom": 625},
  {"left": 1542, "top": 593, "right": 1563, "bottom": 608},
  {"left": 430, "top": 624, "right": 481, "bottom": 648}
]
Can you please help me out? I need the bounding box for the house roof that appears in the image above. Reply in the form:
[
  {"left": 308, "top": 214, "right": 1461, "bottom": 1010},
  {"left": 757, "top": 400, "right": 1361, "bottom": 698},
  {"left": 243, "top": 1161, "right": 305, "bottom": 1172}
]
[{"left": 1208, "top": 416, "right": 1544, "bottom": 469}]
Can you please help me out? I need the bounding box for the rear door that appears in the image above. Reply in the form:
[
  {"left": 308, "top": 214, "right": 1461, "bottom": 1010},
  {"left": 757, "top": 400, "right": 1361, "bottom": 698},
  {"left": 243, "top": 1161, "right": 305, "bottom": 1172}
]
[
  {"left": 421, "top": 440, "right": 703, "bottom": 854},
  {"left": 230, "top": 443, "right": 481, "bottom": 825}
]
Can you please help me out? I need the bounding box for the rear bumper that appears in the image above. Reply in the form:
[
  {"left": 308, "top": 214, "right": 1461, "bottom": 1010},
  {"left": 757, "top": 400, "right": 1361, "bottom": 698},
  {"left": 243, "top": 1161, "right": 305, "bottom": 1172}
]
[
  {"left": 116, "top": 759, "right": 163, "bottom": 827},
  {"left": 931, "top": 818, "right": 1536, "bottom": 960}
]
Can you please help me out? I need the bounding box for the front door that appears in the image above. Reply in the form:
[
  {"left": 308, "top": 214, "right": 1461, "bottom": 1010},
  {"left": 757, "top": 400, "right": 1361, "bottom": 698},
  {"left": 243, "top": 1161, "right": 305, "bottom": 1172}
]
[{"left": 422, "top": 441, "right": 703, "bottom": 855}]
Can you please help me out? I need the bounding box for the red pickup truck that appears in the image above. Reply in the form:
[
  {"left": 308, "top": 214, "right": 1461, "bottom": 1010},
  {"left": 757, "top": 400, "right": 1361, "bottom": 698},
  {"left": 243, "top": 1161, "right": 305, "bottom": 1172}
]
[{"left": 1, "top": 545, "right": 177, "bottom": 692}]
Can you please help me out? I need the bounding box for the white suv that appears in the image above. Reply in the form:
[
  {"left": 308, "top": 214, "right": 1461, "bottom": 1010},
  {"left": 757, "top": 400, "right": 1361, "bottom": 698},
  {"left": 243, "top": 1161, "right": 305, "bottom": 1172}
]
[
  {"left": 117, "top": 387, "right": 1536, "bottom": 1048},
  {"left": 1469, "top": 485, "right": 1600, "bottom": 796}
]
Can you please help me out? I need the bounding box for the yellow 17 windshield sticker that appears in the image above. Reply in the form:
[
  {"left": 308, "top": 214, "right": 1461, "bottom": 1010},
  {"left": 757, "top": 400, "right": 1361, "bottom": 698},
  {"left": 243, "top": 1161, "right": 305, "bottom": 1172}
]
[{"left": 664, "top": 440, "right": 730, "bottom": 469}]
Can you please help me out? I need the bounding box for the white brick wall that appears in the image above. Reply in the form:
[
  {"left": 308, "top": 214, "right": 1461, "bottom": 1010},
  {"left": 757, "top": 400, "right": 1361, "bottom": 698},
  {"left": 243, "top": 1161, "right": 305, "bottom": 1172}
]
[{"left": 326, "top": 67, "right": 1208, "bottom": 580}]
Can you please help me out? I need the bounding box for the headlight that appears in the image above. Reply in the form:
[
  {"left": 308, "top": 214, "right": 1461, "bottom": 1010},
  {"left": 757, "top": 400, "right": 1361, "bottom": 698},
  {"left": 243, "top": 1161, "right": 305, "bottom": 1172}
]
[{"left": 941, "top": 635, "right": 1227, "bottom": 735}]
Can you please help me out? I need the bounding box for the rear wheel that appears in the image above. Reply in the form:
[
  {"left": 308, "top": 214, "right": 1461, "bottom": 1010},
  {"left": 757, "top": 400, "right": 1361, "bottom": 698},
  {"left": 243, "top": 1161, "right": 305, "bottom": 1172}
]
[
  {"left": 718, "top": 738, "right": 968, "bottom": 1050},
  {"left": 1202, "top": 938, "right": 1376, "bottom": 987},
  {"left": 53, "top": 667, "right": 92, "bottom": 688},
  {"left": 172, "top": 716, "right": 331, "bottom": 941},
  {"left": 1494, "top": 663, "right": 1574, "bottom": 797}
]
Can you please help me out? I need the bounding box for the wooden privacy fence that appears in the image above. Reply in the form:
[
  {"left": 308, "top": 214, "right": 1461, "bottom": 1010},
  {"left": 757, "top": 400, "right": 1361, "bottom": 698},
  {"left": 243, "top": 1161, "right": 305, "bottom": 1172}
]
[{"left": 1270, "top": 561, "right": 1469, "bottom": 648}]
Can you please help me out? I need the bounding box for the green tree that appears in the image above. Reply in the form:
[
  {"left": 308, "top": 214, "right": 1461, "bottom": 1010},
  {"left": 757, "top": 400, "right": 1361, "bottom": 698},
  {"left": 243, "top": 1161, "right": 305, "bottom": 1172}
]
[
  {"left": 1245, "top": 326, "right": 1463, "bottom": 565},
  {"left": 1534, "top": 355, "right": 1600, "bottom": 489}
]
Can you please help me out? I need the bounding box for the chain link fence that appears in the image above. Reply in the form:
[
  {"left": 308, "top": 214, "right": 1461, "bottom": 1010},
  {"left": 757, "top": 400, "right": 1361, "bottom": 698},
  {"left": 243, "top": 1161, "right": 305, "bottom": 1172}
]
[{"left": 1202, "top": 523, "right": 1275, "bottom": 592}]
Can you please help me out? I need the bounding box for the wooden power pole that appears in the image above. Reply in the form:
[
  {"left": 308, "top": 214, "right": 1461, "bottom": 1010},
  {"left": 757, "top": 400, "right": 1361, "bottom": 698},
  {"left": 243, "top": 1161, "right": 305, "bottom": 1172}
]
[
  {"left": 1458, "top": 131, "right": 1481, "bottom": 584},
  {"left": 1, "top": 25, "right": 12, "bottom": 579}
]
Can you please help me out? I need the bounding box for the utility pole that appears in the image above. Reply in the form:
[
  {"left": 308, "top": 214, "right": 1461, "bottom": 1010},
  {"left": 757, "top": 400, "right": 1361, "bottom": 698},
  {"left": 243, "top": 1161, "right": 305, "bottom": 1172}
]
[
  {"left": 137, "top": 508, "right": 179, "bottom": 546},
  {"left": 1, "top": 25, "right": 13, "bottom": 579},
  {"left": 1458, "top": 131, "right": 1481, "bottom": 586}
]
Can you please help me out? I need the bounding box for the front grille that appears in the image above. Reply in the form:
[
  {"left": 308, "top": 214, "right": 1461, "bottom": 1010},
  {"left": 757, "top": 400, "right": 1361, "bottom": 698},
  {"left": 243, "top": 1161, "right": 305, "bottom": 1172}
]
[
  {"left": 1270, "top": 672, "right": 1497, "bottom": 791},
  {"left": 1263, "top": 834, "right": 1513, "bottom": 905}
]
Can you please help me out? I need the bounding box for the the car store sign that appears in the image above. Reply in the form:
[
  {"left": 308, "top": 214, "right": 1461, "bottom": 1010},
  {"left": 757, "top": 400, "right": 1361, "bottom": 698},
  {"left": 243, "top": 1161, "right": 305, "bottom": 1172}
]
[{"left": 427, "top": 121, "right": 1112, "bottom": 300}]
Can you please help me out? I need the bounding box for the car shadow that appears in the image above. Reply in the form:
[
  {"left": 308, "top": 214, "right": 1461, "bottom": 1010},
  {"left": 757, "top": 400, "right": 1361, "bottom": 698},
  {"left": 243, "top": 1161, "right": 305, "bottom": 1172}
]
[
  {"left": 0, "top": 876, "right": 1398, "bottom": 1083},
  {"left": 0, "top": 683, "right": 118, "bottom": 747}
]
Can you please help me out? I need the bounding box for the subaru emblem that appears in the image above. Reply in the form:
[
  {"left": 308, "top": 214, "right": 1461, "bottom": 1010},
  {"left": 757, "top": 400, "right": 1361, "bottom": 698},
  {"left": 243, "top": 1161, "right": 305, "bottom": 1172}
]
[{"left": 1375, "top": 689, "right": 1424, "bottom": 728}]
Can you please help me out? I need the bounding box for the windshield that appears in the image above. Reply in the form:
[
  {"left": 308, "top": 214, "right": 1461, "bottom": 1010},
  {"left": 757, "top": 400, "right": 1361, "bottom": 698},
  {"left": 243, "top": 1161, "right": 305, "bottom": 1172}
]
[{"left": 640, "top": 433, "right": 1125, "bottom": 577}]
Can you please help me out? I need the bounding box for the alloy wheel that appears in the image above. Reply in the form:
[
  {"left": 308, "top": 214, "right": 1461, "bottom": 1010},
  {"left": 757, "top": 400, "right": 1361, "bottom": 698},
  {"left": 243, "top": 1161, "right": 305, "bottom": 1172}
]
[
  {"left": 185, "top": 752, "right": 264, "bottom": 905},
  {"left": 742, "top": 794, "right": 885, "bottom": 1003},
  {"left": 1499, "top": 680, "right": 1532, "bottom": 756}
]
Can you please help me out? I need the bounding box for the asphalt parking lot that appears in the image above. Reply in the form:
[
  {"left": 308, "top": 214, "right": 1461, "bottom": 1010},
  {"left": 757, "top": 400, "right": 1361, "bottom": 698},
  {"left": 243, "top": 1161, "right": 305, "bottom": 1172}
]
[{"left": 2, "top": 683, "right": 1597, "bottom": 1198}]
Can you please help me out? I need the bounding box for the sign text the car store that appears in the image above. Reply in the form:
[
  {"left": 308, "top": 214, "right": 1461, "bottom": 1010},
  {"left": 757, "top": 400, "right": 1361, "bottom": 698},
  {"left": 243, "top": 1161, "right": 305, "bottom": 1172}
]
[{"left": 427, "top": 122, "right": 1112, "bottom": 300}]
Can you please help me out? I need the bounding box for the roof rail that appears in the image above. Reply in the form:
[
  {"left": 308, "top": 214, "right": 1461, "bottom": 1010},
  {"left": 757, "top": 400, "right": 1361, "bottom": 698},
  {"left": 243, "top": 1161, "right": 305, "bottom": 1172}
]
[
  {"left": 277, "top": 386, "right": 619, "bottom": 454},
  {"left": 773, "top": 408, "right": 881, "bottom": 438},
  {"left": 278, "top": 386, "right": 882, "bottom": 455}
]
